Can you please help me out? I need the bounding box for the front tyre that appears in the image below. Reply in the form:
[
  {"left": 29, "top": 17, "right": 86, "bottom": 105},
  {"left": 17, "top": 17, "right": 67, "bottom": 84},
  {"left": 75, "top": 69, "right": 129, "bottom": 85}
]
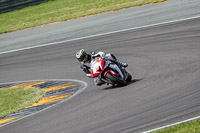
[
  {"left": 126, "top": 73, "right": 132, "bottom": 82},
  {"left": 105, "top": 72, "right": 126, "bottom": 86}
]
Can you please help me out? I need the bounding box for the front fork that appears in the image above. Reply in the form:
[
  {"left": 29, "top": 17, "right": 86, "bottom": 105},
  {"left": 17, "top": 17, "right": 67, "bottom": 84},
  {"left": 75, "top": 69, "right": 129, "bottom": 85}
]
[{"left": 109, "top": 64, "right": 124, "bottom": 80}]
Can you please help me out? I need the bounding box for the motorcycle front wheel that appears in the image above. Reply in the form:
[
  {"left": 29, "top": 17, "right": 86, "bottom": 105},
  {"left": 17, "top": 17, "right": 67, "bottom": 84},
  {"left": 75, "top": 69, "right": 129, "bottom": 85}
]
[
  {"left": 105, "top": 72, "right": 126, "bottom": 86},
  {"left": 126, "top": 72, "right": 132, "bottom": 82}
]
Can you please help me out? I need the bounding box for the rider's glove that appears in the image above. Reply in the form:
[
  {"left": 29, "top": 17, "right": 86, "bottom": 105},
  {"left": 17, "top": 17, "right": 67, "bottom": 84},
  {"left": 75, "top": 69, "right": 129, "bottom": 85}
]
[
  {"left": 86, "top": 73, "right": 93, "bottom": 78},
  {"left": 91, "top": 51, "right": 105, "bottom": 58},
  {"left": 91, "top": 51, "right": 96, "bottom": 55},
  {"left": 97, "top": 52, "right": 105, "bottom": 58}
]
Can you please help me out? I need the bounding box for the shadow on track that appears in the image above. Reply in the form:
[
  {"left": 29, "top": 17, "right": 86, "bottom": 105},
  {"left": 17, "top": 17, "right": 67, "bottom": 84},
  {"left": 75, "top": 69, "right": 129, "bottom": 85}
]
[{"left": 103, "top": 79, "right": 142, "bottom": 90}]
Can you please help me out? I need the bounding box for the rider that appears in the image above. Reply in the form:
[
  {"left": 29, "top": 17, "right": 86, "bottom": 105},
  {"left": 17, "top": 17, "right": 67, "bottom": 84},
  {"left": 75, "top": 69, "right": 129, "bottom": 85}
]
[{"left": 76, "top": 49, "right": 128, "bottom": 86}]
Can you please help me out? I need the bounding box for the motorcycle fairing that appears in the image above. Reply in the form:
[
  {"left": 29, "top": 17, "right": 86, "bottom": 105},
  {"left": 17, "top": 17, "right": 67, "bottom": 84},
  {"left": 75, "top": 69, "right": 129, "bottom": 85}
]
[
  {"left": 90, "top": 58, "right": 105, "bottom": 77},
  {"left": 104, "top": 69, "right": 118, "bottom": 78}
]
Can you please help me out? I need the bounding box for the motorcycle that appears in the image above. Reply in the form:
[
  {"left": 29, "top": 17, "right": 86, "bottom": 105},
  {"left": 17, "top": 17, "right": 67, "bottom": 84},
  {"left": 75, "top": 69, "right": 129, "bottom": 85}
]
[{"left": 90, "top": 57, "right": 132, "bottom": 86}]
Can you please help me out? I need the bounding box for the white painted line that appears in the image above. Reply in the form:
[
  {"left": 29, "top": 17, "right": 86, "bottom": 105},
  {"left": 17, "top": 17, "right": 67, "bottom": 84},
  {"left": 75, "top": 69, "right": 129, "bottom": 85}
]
[
  {"left": 143, "top": 115, "right": 200, "bottom": 133},
  {"left": 1, "top": 15, "right": 200, "bottom": 55},
  {"left": 0, "top": 79, "right": 87, "bottom": 127}
]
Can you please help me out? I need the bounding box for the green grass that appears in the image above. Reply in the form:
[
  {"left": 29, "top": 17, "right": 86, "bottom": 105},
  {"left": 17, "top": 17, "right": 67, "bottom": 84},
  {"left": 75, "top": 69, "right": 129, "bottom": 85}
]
[
  {"left": 0, "top": 87, "right": 45, "bottom": 119},
  {"left": 0, "top": 0, "right": 167, "bottom": 34},
  {"left": 152, "top": 119, "right": 200, "bottom": 133}
]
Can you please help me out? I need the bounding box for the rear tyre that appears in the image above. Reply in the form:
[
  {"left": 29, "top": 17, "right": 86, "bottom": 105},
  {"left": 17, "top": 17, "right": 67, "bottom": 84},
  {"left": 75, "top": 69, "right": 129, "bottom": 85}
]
[{"left": 105, "top": 72, "right": 126, "bottom": 86}]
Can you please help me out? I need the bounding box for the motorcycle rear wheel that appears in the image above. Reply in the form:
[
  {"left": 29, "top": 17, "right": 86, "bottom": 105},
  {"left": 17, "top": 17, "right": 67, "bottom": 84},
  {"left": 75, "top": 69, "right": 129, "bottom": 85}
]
[{"left": 105, "top": 72, "right": 126, "bottom": 86}]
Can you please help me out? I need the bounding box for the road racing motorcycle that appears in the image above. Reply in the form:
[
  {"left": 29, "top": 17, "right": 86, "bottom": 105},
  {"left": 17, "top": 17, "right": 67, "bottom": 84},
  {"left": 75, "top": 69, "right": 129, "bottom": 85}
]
[{"left": 90, "top": 57, "right": 132, "bottom": 86}]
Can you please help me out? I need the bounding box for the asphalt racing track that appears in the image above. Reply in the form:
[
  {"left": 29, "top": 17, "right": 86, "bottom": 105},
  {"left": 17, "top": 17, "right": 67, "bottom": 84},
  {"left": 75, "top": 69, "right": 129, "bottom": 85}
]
[{"left": 0, "top": 0, "right": 200, "bottom": 132}]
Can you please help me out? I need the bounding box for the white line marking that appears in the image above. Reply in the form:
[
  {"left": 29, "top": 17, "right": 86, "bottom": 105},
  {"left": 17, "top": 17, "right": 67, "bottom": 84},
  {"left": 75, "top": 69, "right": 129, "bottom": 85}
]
[
  {"left": 143, "top": 116, "right": 200, "bottom": 133},
  {"left": 0, "top": 15, "right": 200, "bottom": 55}
]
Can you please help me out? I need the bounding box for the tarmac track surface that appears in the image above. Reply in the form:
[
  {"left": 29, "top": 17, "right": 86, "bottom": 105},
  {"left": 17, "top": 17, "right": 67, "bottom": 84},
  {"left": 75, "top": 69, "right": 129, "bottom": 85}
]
[{"left": 0, "top": 16, "right": 200, "bottom": 132}]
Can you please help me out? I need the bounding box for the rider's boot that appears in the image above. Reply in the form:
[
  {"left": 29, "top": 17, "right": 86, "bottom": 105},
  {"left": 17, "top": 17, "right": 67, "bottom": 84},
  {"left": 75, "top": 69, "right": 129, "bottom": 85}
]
[
  {"left": 115, "top": 59, "right": 128, "bottom": 68},
  {"left": 122, "top": 63, "right": 128, "bottom": 68},
  {"left": 94, "top": 77, "right": 105, "bottom": 86},
  {"left": 109, "top": 53, "right": 128, "bottom": 68}
]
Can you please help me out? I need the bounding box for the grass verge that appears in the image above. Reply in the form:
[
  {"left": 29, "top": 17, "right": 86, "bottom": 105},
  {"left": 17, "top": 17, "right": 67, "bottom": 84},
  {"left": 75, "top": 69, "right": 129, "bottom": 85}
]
[
  {"left": 152, "top": 119, "right": 200, "bottom": 133},
  {"left": 0, "top": 0, "right": 167, "bottom": 34},
  {"left": 0, "top": 87, "right": 45, "bottom": 119}
]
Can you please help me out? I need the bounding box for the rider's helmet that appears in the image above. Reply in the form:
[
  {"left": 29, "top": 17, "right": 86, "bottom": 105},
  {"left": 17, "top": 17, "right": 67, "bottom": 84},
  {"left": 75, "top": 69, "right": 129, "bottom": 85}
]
[{"left": 76, "top": 49, "right": 89, "bottom": 62}]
